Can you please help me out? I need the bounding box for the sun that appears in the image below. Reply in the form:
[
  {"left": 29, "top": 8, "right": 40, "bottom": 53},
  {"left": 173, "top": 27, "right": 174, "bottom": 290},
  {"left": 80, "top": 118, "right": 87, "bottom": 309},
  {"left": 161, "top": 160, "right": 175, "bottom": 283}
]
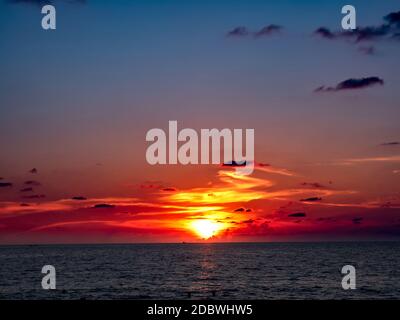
[{"left": 190, "top": 219, "right": 221, "bottom": 239}]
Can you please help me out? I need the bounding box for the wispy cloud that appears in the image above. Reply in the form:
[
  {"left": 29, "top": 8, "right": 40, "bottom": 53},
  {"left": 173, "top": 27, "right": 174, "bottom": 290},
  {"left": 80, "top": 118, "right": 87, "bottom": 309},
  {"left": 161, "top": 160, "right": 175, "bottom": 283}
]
[
  {"left": 254, "top": 25, "right": 283, "bottom": 37},
  {"left": 380, "top": 141, "right": 400, "bottom": 146},
  {"left": 339, "top": 155, "right": 400, "bottom": 165},
  {"left": 24, "top": 180, "right": 41, "bottom": 186},
  {"left": 23, "top": 194, "right": 45, "bottom": 199},
  {"left": 227, "top": 25, "right": 283, "bottom": 38},
  {"left": 300, "top": 182, "right": 325, "bottom": 189},
  {"left": 226, "top": 26, "right": 249, "bottom": 37},
  {"left": 314, "top": 25, "right": 391, "bottom": 42},
  {"left": 256, "top": 162, "right": 295, "bottom": 176}
]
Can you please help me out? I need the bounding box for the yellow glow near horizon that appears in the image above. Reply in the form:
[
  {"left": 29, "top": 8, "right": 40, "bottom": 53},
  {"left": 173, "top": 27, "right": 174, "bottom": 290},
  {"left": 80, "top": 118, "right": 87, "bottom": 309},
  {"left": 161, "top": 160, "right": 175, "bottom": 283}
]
[{"left": 190, "top": 219, "right": 222, "bottom": 239}]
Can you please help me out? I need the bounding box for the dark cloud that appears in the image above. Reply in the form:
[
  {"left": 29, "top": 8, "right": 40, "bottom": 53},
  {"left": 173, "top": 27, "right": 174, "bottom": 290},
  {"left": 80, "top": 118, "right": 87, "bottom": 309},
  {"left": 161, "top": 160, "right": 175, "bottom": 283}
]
[
  {"left": 72, "top": 196, "right": 87, "bottom": 200},
  {"left": 226, "top": 26, "right": 249, "bottom": 37},
  {"left": 233, "top": 207, "right": 252, "bottom": 213},
  {"left": 300, "top": 197, "right": 322, "bottom": 202},
  {"left": 336, "top": 77, "right": 384, "bottom": 90},
  {"left": 242, "top": 219, "right": 255, "bottom": 224},
  {"left": 23, "top": 194, "right": 45, "bottom": 199},
  {"left": 257, "top": 163, "right": 270, "bottom": 167},
  {"left": 24, "top": 180, "right": 41, "bottom": 186},
  {"left": 288, "top": 212, "right": 307, "bottom": 218},
  {"left": 301, "top": 182, "right": 325, "bottom": 188},
  {"left": 315, "top": 77, "right": 384, "bottom": 92},
  {"left": 162, "top": 187, "right": 177, "bottom": 192},
  {"left": 254, "top": 24, "right": 283, "bottom": 37},
  {"left": 20, "top": 187, "right": 33, "bottom": 192},
  {"left": 227, "top": 25, "right": 283, "bottom": 38},
  {"left": 29, "top": 168, "right": 38, "bottom": 174},
  {"left": 315, "top": 86, "right": 333, "bottom": 93},
  {"left": 0, "top": 182, "right": 13, "bottom": 188},
  {"left": 20, "top": 203, "right": 30, "bottom": 207},
  {"left": 342, "top": 25, "right": 391, "bottom": 42},
  {"left": 314, "top": 27, "right": 336, "bottom": 39},
  {"left": 93, "top": 203, "right": 115, "bottom": 209},
  {"left": 352, "top": 217, "right": 363, "bottom": 224},
  {"left": 384, "top": 11, "right": 400, "bottom": 27},
  {"left": 380, "top": 141, "right": 400, "bottom": 146},
  {"left": 314, "top": 25, "right": 390, "bottom": 43},
  {"left": 314, "top": 11, "right": 400, "bottom": 45},
  {"left": 140, "top": 181, "right": 163, "bottom": 190},
  {"left": 222, "top": 160, "right": 246, "bottom": 167}
]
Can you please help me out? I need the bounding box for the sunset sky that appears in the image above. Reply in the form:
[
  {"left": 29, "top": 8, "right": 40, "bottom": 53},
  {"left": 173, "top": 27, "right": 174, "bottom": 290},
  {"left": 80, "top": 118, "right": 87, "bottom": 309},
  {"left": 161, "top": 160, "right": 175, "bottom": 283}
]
[{"left": 0, "top": 0, "right": 400, "bottom": 244}]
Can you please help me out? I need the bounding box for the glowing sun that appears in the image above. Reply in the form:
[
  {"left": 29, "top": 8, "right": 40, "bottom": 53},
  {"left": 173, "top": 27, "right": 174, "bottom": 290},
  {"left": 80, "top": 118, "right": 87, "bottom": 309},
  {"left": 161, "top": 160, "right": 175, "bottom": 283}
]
[{"left": 191, "top": 219, "right": 221, "bottom": 239}]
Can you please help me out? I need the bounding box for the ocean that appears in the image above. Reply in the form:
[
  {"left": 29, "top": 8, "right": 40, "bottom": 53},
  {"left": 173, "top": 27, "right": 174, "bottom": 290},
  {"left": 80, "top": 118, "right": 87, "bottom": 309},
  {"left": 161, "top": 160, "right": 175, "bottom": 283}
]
[{"left": 0, "top": 242, "right": 399, "bottom": 299}]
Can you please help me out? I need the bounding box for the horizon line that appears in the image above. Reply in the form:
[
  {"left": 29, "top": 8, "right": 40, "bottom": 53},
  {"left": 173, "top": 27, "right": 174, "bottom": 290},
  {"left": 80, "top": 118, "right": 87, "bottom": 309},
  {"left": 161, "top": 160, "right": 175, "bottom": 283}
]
[{"left": 1, "top": 239, "right": 400, "bottom": 247}]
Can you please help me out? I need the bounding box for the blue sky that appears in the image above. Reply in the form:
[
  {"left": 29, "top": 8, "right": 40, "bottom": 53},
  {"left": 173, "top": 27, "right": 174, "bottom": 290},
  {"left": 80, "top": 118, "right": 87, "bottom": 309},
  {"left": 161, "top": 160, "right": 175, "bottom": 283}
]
[{"left": 0, "top": 0, "right": 399, "bottom": 198}]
